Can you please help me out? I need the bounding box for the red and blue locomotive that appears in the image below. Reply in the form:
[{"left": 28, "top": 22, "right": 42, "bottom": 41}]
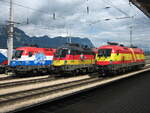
[
  {"left": 10, "top": 47, "right": 56, "bottom": 74},
  {"left": 0, "top": 49, "right": 8, "bottom": 73}
]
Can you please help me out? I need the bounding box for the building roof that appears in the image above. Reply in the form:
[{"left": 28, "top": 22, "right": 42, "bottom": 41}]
[{"left": 130, "top": 0, "right": 150, "bottom": 18}]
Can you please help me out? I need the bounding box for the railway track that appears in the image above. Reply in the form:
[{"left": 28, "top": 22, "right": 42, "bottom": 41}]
[
  {"left": 1, "top": 63, "right": 149, "bottom": 82},
  {"left": 0, "top": 77, "right": 99, "bottom": 104},
  {"left": 0, "top": 74, "right": 12, "bottom": 80},
  {"left": 0, "top": 60, "right": 149, "bottom": 113},
  {"left": 0, "top": 75, "right": 54, "bottom": 88},
  {"left": 0, "top": 64, "right": 149, "bottom": 90},
  {"left": 0, "top": 75, "right": 91, "bottom": 96},
  {"left": 0, "top": 67, "right": 149, "bottom": 113},
  {"left": 0, "top": 75, "right": 95, "bottom": 113}
]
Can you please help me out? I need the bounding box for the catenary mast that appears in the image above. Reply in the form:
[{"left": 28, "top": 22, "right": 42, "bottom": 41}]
[{"left": 7, "top": 0, "right": 14, "bottom": 64}]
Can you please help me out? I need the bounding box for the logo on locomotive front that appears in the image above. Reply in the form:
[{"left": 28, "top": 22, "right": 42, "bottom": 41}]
[{"left": 34, "top": 53, "right": 46, "bottom": 64}]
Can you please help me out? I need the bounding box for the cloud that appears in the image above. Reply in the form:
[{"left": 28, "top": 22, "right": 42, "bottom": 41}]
[{"left": 0, "top": 0, "right": 149, "bottom": 47}]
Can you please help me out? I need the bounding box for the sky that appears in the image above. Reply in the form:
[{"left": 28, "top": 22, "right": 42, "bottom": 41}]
[{"left": 0, "top": 0, "right": 149, "bottom": 47}]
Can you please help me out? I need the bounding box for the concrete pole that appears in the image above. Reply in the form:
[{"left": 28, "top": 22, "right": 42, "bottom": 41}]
[
  {"left": 7, "top": 0, "right": 13, "bottom": 65},
  {"left": 130, "top": 26, "right": 132, "bottom": 47}
]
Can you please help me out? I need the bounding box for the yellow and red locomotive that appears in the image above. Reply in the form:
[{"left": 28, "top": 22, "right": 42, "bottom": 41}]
[
  {"left": 96, "top": 42, "right": 145, "bottom": 75},
  {"left": 53, "top": 43, "right": 95, "bottom": 74}
]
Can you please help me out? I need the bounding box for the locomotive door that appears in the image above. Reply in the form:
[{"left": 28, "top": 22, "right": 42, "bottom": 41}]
[{"left": 129, "top": 48, "right": 136, "bottom": 62}]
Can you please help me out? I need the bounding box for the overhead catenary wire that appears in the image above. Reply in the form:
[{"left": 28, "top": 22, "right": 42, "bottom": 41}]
[
  {"left": 0, "top": 0, "right": 90, "bottom": 21},
  {"left": 88, "top": 16, "right": 132, "bottom": 26},
  {"left": 0, "top": 0, "right": 114, "bottom": 25},
  {"left": 0, "top": 0, "right": 64, "bottom": 20},
  {"left": 0, "top": 0, "right": 49, "bottom": 15},
  {"left": 0, "top": 0, "right": 149, "bottom": 50},
  {"left": 0, "top": 0, "right": 149, "bottom": 38},
  {"left": 0, "top": 0, "right": 147, "bottom": 25},
  {"left": 102, "top": 0, "right": 129, "bottom": 16}
]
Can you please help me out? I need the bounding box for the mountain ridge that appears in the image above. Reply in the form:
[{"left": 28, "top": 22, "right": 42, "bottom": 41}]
[{"left": 0, "top": 25, "right": 94, "bottom": 49}]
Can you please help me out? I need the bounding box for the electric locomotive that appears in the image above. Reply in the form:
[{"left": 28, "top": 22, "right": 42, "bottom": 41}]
[
  {"left": 0, "top": 49, "right": 8, "bottom": 73},
  {"left": 96, "top": 42, "right": 145, "bottom": 75},
  {"left": 10, "top": 47, "right": 56, "bottom": 74},
  {"left": 53, "top": 43, "right": 96, "bottom": 75}
]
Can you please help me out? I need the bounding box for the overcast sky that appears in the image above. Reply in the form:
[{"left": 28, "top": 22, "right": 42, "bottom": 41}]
[{"left": 0, "top": 0, "right": 149, "bottom": 47}]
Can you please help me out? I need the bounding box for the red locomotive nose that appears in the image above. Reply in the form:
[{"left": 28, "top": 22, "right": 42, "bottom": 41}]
[
  {"left": 96, "top": 42, "right": 145, "bottom": 75},
  {"left": 2, "top": 60, "right": 8, "bottom": 65}
]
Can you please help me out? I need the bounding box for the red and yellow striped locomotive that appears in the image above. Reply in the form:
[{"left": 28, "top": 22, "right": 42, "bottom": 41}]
[
  {"left": 53, "top": 43, "right": 95, "bottom": 74},
  {"left": 96, "top": 42, "right": 145, "bottom": 75}
]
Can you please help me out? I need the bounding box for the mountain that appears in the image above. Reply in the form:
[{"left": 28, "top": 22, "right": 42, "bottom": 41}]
[{"left": 0, "top": 25, "right": 94, "bottom": 49}]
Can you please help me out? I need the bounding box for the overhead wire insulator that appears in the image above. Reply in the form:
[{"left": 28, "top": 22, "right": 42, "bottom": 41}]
[
  {"left": 129, "top": 0, "right": 132, "bottom": 5},
  {"left": 27, "top": 17, "right": 29, "bottom": 24},
  {"left": 105, "top": 6, "right": 110, "bottom": 9},
  {"left": 87, "top": 6, "right": 89, "bottom": 14},
  {"left": 53, "top": 13, "right": 56, "bottom": 20},
  {"left": 86, "top": 0, "right": 89, "bottom": 14},
  {"left": 129, "top": 1, "right": 131, "bottom": 6},
  {"left": 105, "top": 18, "right": 110, "bottom": 21},
  {"left": 26, "top": 9, "right": 29, "bottom": 24}
]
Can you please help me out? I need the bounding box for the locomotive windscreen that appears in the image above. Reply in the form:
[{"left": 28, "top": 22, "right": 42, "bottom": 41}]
[
  {"left": 55, "top": 49, "right": 69, "bottom": 58},
  {"left": 98, "top": 49, "right": 112, "bottom": 57},
  {"left": 13, "top": 50, "right": 23, "bottom": 59}
]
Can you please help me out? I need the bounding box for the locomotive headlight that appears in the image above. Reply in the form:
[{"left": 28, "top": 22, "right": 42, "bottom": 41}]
[
  {"left": 19, "top": 61, "right": 22, "bottom": 64},
  {"left": 64, "top": 60, "right": 67, "bottom": 65},
  {"left": 11, "top": 61, "right": 16, "bottom": 65},
  {"left": 11, "top": 61, "right": 14, "bottom": 63},
  {"left": 110, "top": 60, "right": 113, "bottom": 64}
]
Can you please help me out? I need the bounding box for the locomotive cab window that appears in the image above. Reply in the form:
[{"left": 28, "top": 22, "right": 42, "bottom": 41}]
[
  {"left": 70, "top": 50, "right": 78, "bottom": 55},
  {"left": 55, "top": 49, "right": 69, "bottom": 58},
  {"left": 28, "top": 52, "right": 33, "bottom": 57},
  {"left": 13, "top": 50, "right": 23, "bottom": 59},
  {"left": 117, "top": 50, "right": 119, "bottom": 55},
  {"left": 98, "top": 49, "right": 112, "bottom": 57}
]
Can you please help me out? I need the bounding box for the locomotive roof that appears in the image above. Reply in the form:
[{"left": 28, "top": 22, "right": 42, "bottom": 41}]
[
  {"left": 98, "top": 45, "right": 144, "bottom": 53},
  {"left": 58, "top": 43, "right": 93, "bottom": 52},
  {"left": 16, "top": 47, "right": 56, "bottom": 52}
]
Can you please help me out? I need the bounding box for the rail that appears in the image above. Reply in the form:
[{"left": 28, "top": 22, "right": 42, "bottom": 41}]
[{"left": 0, "top": 67, "right": 149, "bottom": 113}]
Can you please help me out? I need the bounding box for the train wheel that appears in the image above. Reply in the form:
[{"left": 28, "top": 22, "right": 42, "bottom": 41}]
[
  {"left": 80, "top": 69, "right": 86, "bottom": 74},
  {"left": 112, "top": 70, "right": 118, "bottom": 76},
  {"left": 71, "top": 70, "right": 76, "bottom": 76},
  {"left": 0, "top": 68, "right": 5, "bottom": 74},
  {"left": 98, "top": 70, "right": 106, "bottom": 76},
  {"left": 75, "top": 69, "right": 80, "bottom": 75},
  {"left": 14, "top": 71, "right": 26, "bottom": 77},
  {"left": 118, "top": 69, "right": 122, "bottom": 75}
]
